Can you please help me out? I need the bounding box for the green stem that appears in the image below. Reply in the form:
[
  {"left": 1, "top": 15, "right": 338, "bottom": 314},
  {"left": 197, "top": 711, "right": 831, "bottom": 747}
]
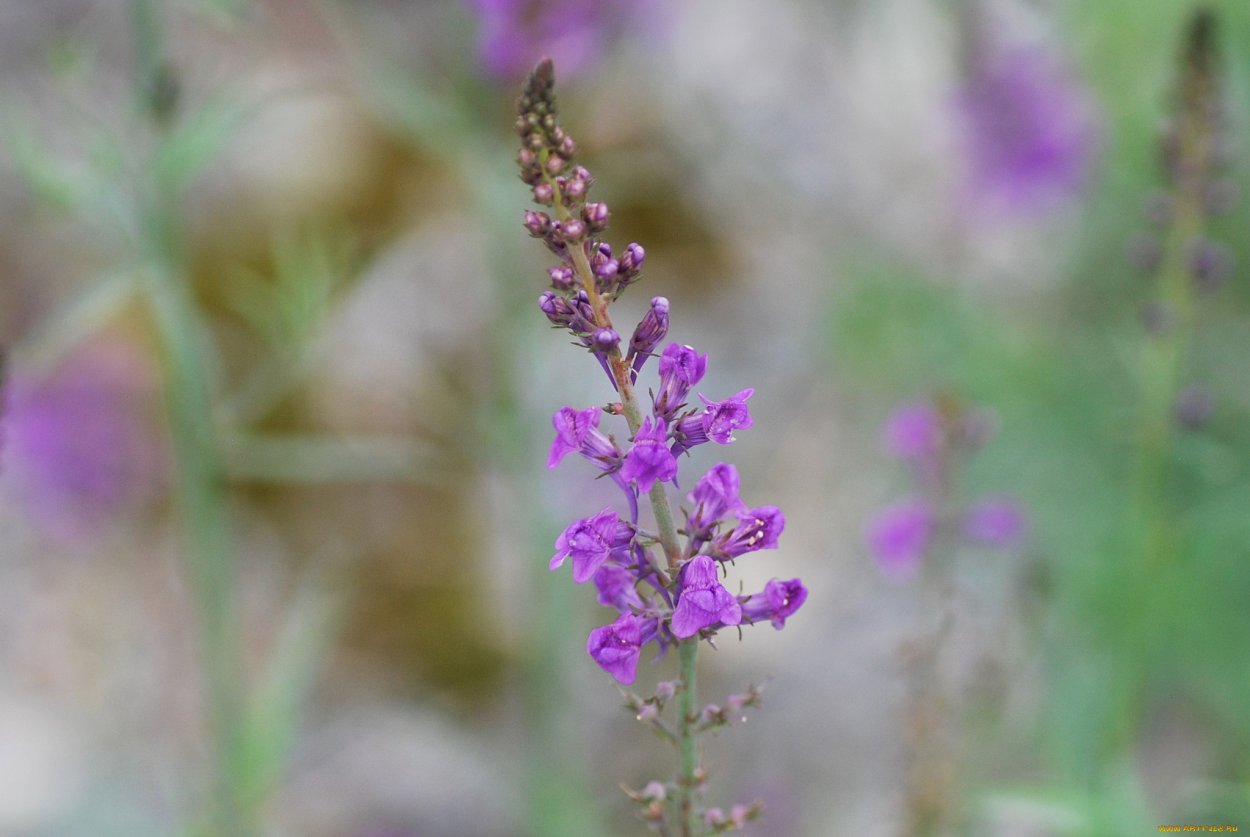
[
  {"left": 129, "top": 2, "right": 250, "bottom": 831},
  {"left": 542, "top": 158, "right": 698, "bottom": 832},
  {"left": 145, "top": 268, "right": 249, "bottom": 835},
  {"left": 677, "top": 639, "right": 700, "bottom": 837}
]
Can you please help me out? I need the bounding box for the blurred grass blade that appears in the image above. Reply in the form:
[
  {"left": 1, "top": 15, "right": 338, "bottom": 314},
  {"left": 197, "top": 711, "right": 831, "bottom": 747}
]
[{"left": 222, "top": 432, "right": 450, "bottom": 485}]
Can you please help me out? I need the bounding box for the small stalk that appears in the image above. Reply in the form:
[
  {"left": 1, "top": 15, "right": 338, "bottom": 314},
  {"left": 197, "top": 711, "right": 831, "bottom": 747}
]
[{"left": 129, "top": 0, "right": 250, "bottom": 831}]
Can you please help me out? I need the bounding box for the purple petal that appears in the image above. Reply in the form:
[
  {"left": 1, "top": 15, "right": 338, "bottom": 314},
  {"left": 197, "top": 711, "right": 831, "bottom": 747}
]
[
  {"left": 866, "top": 500, "right": 935, "bottom": 580},
  {"left": 964, "top": 497, "right": 1027, "bottom": 548},
  {"left": 587, "top": 611, "right": 643, "bottom": 684}
]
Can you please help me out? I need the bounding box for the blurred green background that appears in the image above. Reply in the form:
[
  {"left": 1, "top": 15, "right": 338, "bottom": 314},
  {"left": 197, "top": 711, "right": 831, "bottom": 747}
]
[{"left": 1, "top": 0, "right": 1249, "bottom": 834}]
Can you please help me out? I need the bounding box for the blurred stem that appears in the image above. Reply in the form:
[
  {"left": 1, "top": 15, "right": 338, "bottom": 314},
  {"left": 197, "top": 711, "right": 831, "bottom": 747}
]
[
  {"left": 1133, "top": 207, "right": 1200, "bottom": 577},
  {"left": 1123, "top": 15, "right": 1216, "bottom": 763},
  {"left": 903, "top": 569, "right": 957, "bottom": 837},
  {"left": 130, "top": 0, "right": 251, "bottom": 832}
]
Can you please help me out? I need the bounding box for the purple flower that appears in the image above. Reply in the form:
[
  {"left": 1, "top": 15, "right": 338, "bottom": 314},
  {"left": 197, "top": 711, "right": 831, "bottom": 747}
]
[
  {"left": 670, "top": 555, "right": 742, "bottom": 639},
  {"left": 593, "top": 563, "right": 644, "bottom": 612},
  {"left": 587, "top": 611, "right": 644, "bottom": 684},
  {"left": 653, "top": 343, "right": 708, "bottom": 419},
  {"left": 469, "top": 0, "right": 665, "bottom": 82},
  {"left": 551, "top": 507, "right": 621, "bottom": 583},
  {"left": 963, "top": 497, "right": 1027, "bottom": 548},
  {"left": 884, "top": 401, "right": 943, "bottom": 461},
  {"left": 698, "top": 389, "right": 754, "bottom": 444},
  {"left": 620, "top": 416, "right": 677, "bottom": 492},
  {"left": 548, "top": 406, "right": 621, "bottom": 471},
  {"left": 4, "top": 343, "right": 163, "bottom": 541},
  {"left": 741, "top": 578, "right": 808, "bottom": 629},
  {"left": 627, "top": 296, "right": 670, "bottom": 377},
  {"left": 714, "top": 506, "right": 785, "bottom": 559},
  {"left": 866, "top": 499, "right": 935, "bottom": 579},
  {"left": 686, "top": 463, "right": 745, "bottom": 536},
  {"left": 956, "top": 36, "right": 1098, "bottom": 218}
]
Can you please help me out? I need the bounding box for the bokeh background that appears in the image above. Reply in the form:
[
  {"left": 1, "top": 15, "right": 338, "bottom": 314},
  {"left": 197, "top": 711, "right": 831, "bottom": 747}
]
[{"left": 2, "top": 0, "right": 1250, "bottom": 834}]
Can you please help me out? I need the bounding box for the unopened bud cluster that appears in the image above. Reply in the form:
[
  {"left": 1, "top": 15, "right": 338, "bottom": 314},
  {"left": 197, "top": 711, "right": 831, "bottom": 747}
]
[{"left": 1128, "top": 10, "right": 1237, "bottom": 297}]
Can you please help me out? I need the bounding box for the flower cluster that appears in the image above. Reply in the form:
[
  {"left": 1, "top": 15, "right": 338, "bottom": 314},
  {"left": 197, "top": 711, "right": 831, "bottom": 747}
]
[
  {"left": 518, "top": 58, "right": 806, "bottom": 684},
  {"left": 866, "top": 397, "right": 1026, "bottom": 580}
]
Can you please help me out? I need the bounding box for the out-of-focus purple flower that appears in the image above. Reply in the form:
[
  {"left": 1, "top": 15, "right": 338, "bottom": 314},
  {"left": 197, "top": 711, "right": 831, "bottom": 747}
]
[
  {"left": 620, "top": 416, "right": 677, "bottom": 492},
  {"left": 866, "top": 499, "right": 935, "bottom": 580},
  {"left": 550, "top": 507, "right": 620, "bottom": 582},
  {"left": 741, "top": 578, "right": 808, "bottom": 629},
  {"left": 671, "top": 555, "right": 741, "bottom": 639},
  {"left": 698, "top": 389, "right": 754, "bottom": 445},
  {"left": 956, "top": 35, "right": 1098, "bottom": 218},
  {"left": 469, "top": 0, "right": 653, "bottom": 82},
  {"left": 593, "top": 563, "right": 644, "bottom": 612},
  {"left": 548, "top": 406, "right": 621, "bottom": 471},
  {"left": 4, "top": 343, "right": 163, "bottom": 542},
  {"left": 686, "top": 463, "right": 744, "bottom": 537},
  {"left": 963, "top": 497, "right": 1027, "bottom": 548},
  {"left": 714, "top": 505, "right": 785, "bottom": 559},
  {"left": 587, "top": 610, "right": 644, "bottom": 683},
  {"left": 884, "top": 401, "right": 943, "bottom": 461},
  {"left": 1175, "top": 384, "right": 1215, "bottom": 430}
]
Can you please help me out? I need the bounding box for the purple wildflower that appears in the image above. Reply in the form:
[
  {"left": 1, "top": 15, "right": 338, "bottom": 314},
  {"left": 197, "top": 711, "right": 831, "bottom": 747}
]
[
  {"left": 627, "top": 296, "right": 670, "bottom": 378},
  {"left": 517, "top": 62, "right": 805, "bottom": 749},
  {"left": 866, "top": 499, "right": 935, "bottom": 580},
  {"left": 713, "top": 505, "right": 785, "bottom": 559},
  {"left": 686, "top": 463, "right": 745, "bottom": 537},
  {"left": 587, "top": 611, "right": 645, "bottom": 684},
  {"left": 548, "top": 406, "right": 621, "bottom": 471},
  {"left": 956, "top": 34, "right": 1098, "bottom": 218},
  {"left": 670, "top": 555, "right": 742, "bottom": 639},
  {"left": 884, "top": 401, "right": 943, "bottom": 461},
  {"left": 741, "top": 578, "right": 808, "bottom": 629},
  {"left": 4, "top": 343, "right": 162, "bottom": 541},
  {"left": 593, "top": 563, "right": 644, "bottom": 612},
  {"left": 669, "top": 412, "right": 710, "bottom": 455},
  {"left": 963, "top": 497, "right": 1027, "bottom": 548},
  {"left": 551, "top": 507, "right": 621, "bottom": 583},
  {"left": 698, "top": 389, "right": 754, "bottom": 444},
  {"left": 470, "top": 0, "right": 669, "bottom": 82},
  {"left": 653, "top": 343, "right": 708, "bottom": 420},
  {"left": 620, "top": 416, "right": 677, "bottom": 492}
]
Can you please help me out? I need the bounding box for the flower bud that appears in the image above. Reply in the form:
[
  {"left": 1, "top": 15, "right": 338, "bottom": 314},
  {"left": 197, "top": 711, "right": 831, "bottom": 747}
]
[
  {"left": 1188, "top": 238, "right": 1233, "bottom": 291},
  {"left": 523, "top": 209, "right": 552, "bottom": 238},
  {"left": 548, "top": 265, "right": 575, "bottom": 291},
  {"left": 619, "top": 242, "right": 646, "bottom": 281},
  {"left": 592, "top": 328, "right": 620, "bottom": 353},
  {"left": 629, "top": 297, "right": 670, "bottom": 359},
  {"left": 1175, "top": 384, "right": 1215, "bottom": 430},
  {"left": 562, "top": 176, "right": 587, "bottom": 201},
  {"left": 560, "top": 218, "right": 587, "bottom": 243},
  {"left": 583, "top": 201, "right": 610, "bottom": 232},
  {"left": 538, "top": 291, "right": 575, "bottom": 328}
]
